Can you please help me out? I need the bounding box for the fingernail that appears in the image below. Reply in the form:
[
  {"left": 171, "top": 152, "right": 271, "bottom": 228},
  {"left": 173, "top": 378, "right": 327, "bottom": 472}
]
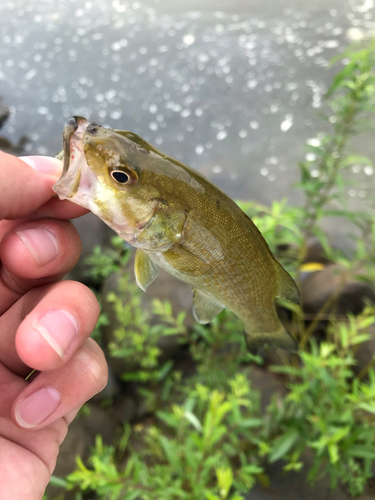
[
  {"left": 16, "top": 227, "right": 58, "bottom": 265},
  {"left": 15, "top": 387, "right": 61, "bottom": 428},
  {"left": 31, "top": 310, "right": 78, "bottom": 358},
  {"left": 19, "top": 156, "right": 62, "bottom": 177}
]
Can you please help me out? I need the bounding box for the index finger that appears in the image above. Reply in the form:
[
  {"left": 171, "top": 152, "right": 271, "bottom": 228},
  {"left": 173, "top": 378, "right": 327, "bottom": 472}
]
[{"left": 0, "top": 152, "right": 87, "bottom": 221}]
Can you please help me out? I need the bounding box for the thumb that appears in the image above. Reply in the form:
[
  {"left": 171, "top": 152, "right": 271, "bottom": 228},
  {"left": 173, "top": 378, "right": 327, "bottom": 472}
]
[{"left": 0, "top": 152, "right": 62, "bottom": 220}]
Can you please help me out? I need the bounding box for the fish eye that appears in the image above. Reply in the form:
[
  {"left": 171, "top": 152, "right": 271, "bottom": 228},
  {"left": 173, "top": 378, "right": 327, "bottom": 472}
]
[
  {"left": 109, "top": 164, "right": 138, "bottom": 186},
  {"left": 111, "top": 170, "right": 130, "bottom": 184}
]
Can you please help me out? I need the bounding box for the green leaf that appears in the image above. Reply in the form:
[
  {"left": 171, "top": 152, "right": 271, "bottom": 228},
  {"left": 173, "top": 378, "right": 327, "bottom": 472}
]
[
  {"left": 49, "top": 476, "right": 69, "bottom": 489},
  {"left": 205, "top": 494, "right": 221, "bottom": 500},
  {"left": 155, "top": 360, "right": 174, "bottom": 381},
  {"left": 346, "top": 447, "right": 375, "bottom": 459},
  {"left": 184, "top": 411, "right": 202, "bottom": 432},
  {"left": 328, "top": 443, "right": 339, "bottom": 464},
  {"left": 237, "top": 418, "right": 263, "bottom": 428},
  {"left": 269, "top": 429, "right": 300, "bottom": 463}
]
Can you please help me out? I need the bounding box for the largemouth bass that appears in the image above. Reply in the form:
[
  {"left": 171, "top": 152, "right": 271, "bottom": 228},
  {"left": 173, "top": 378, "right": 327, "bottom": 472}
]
[{"left": 53, "top": 116, "right": 300, "bottom": 351}]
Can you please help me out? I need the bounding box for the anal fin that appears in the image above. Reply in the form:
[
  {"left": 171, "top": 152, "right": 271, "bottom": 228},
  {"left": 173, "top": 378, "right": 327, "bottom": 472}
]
[
  {"left": 134, "top": 249, "right": 159, "bottom": 292},
  {"left": 192, "top": 288, "right": 224, "bottom": 324}
]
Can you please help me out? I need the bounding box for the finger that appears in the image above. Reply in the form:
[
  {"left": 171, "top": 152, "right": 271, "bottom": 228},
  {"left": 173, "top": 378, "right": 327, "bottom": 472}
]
[
  {"left": 0, "top": 153, "right": 88, "bottom": 222},
  {"left": 0, "top": 280, "right": 99, "bottom": 376},
  {"left": 0, "top": 362, "right": 68, "bottom": 476},
  {"left": 12, "top": 338, "right": 108, "bottom": 430},
  {"left": 0, "top": 153, "right": 62, "bottom": 220},
  {"left": 32, "top": 198, "right": 89, "bottom": 220},
  {"left": 0, "top": 219, "right": 82, "bottom": 314}
]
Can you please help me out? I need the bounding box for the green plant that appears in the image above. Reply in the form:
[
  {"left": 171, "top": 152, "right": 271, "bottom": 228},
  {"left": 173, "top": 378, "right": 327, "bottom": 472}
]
[
  {"left": 65, "top": 374, "right": 264, "bottom": 500},
  {"left": 265, "top": 309, "right": 375, "bottom": 496},
  {"left": 105, "top": 273, "right": 185, "bottom": 383},
  {"left": 48, "top": 40, "right": 375, "bottom": 500},
  {"left": 59, "top": 309, "right": 375, "bottom": 498},
  {"left": 85, "top": 236, "right": 131, "bottom": 283}
]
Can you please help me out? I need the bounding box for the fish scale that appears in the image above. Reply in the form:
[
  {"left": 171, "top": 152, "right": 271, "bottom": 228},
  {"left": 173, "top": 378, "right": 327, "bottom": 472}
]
[{"left": 53, "top": 116, "right": 300, "bottom": 352}]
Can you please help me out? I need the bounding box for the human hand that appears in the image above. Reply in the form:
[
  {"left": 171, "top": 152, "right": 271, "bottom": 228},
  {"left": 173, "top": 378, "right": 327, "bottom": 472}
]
[{"left": 0, "top": 151, "right": 108, "bottom": 500}]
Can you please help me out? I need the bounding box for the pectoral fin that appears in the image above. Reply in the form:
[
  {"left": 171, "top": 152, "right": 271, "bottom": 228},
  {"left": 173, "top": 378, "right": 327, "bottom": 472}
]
[
  {"left": 134, "top": 249, "right": 159, "bottom": 292},
  {"left": 192, "top": 288, "right": 224, "bottom": 324}
]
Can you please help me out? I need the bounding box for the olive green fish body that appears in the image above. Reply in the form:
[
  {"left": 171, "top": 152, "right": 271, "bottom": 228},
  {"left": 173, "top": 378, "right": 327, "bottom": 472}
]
[
  {"left": 147, "top": 174, "right": 297, "bottom": 350},
  {"left": 53, "top": 117, "right": 299, "bottom": 351}
]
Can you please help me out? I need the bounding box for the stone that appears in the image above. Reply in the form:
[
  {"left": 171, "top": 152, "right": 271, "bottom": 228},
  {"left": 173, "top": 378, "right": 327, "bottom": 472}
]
[
  {"left": 277, "top": 237, "right": 332, "bottom": 268},
  {"left": 301, "top": 264, "right": 375, "bottom": 317},
  {"left": 302, "top": 237, "right": 332, "bottom": 265},
  {"left": 353, "top": 323, "right": 375, "bottom": 377}
]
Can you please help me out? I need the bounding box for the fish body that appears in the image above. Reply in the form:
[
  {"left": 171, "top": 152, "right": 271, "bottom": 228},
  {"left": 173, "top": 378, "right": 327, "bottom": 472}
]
[{"left": 53, "top": 116, "right": 299, "bottom": 351}]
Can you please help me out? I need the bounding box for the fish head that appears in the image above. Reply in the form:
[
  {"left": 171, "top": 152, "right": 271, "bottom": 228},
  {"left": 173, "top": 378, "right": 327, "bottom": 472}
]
[{"left": 53, "top": 116, "right": 164, "bottom": 242}]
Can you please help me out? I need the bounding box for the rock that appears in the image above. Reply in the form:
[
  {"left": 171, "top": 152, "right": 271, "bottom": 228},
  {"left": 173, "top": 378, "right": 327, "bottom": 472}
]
[
  {"left": 277, "top": 237, "right": 332, "bottom": 267},
  {"left": 353, "top": 323, "right": 375, "bottom": 377},
  {"left": 302, "top": 238, "right": 332, "bottom": 265},
  {"left": 301, "top": 264, "right": 375, "bottom": 317}
]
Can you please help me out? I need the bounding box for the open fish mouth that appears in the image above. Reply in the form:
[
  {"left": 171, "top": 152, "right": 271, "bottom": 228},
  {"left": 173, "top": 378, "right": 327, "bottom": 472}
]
[{"left": 53, "top": 116, "right": 89, "bottom": 200}]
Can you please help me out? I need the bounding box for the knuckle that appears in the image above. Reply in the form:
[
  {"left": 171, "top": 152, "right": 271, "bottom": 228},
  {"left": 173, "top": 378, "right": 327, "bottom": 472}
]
[{"left": 76, "top": 342, "right": 108, "bottom": 392}]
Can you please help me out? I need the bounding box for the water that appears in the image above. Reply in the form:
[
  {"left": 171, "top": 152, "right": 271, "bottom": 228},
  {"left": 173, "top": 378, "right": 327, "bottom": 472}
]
[{"left": 0, "top": 0, "right": 374, "bottom": 203}]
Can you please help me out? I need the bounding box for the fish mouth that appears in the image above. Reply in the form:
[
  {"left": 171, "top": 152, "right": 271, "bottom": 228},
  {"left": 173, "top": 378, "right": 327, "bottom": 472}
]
[{"left": 53, "top": 116, "right": 89, "bottom": 200}]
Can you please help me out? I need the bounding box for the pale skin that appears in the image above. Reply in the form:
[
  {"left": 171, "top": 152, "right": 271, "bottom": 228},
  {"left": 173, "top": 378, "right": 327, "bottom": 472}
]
[{"left": 0, "top": 151, "right": 108, "bottom": 500}]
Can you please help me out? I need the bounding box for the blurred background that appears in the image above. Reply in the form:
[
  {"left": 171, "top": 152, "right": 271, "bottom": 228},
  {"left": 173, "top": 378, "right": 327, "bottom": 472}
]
[{"left": 1, "top": 0, "right": 375, "bottom": 205}]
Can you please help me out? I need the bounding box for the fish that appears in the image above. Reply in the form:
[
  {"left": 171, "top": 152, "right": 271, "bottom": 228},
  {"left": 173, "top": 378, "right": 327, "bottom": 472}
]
[{"left": 53, "top": 116, "right": 300, "bottom": 352}]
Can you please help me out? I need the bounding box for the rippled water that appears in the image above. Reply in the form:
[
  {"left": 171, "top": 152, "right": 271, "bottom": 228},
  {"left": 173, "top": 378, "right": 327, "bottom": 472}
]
[{"left": 1, "top": 0, "right": 374, "bottom": 201}]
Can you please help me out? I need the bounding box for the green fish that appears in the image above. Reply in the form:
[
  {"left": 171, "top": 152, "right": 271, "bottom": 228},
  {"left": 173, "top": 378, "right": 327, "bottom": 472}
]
[{"left": 53, "top": 116, "right": 299, "bottom": 351}]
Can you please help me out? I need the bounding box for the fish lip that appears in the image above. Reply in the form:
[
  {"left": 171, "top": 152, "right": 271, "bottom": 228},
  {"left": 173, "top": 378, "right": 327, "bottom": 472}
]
[
  {"left": 53, "top": 116, "right": 89, "bottom": 200},
  {"left": 64, "top": 116, "right": 88, "bottom": 168}
]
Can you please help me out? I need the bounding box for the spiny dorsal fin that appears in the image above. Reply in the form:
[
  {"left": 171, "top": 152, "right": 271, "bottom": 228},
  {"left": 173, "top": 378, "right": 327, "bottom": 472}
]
[
  {"left": 192, "top": 288, "right": 224, "bottom": 324},
  {"left": 134, "top": 249, "right": 159, "bottom": 292}
]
